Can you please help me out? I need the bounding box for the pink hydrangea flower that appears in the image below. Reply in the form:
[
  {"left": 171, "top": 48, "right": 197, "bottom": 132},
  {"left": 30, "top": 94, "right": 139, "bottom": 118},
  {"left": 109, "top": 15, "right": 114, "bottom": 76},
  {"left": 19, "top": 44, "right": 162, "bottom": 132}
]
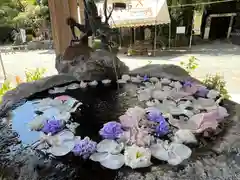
[
  {"left": 120, "top": 127, "right": 151, "bottom": 147},
  {"left": 119, "top": 106, "right": 145, "bottom": 128},
  {"left": 119, "top": 114, "right": 138, "bottom": 128},
  {"left": 55, "top": 95, "right": 70, "bottom": 101}
]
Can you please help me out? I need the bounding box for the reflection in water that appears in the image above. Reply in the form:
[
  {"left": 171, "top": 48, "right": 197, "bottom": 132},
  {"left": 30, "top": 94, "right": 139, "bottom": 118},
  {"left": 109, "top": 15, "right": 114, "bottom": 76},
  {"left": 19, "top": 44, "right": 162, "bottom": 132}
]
[{"left": 12, "top": 101, "right": 40, "bottom": 145}]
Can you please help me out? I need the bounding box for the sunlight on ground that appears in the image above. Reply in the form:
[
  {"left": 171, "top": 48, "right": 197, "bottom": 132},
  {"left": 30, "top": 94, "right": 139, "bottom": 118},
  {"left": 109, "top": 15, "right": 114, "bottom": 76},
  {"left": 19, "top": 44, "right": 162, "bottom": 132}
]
[{"left": 1, "top": 44, "right": 240, "bottom": 103}]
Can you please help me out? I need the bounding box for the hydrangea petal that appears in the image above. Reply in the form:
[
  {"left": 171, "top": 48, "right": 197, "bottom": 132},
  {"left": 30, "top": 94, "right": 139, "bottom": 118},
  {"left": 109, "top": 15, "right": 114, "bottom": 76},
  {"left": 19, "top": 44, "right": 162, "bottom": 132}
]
[
  {"left": 207, "top": 90, "right": 220, "bottom": 99},
  {"left": 117, "top": 79, "right": 127, "bottom": 84},
  {"left": 169, "top": 90, "right": 191, "bottom": 100},
  {"left": 167, "top": 153, "right": 183, "bottom": 166},
  {"left": 173, "top": 129, "right": 197, "bottom": 144},
  {"left": 138, "top": 89, "right": 152, "bottom": 101},
  {"left": 131, "top": 76, "right": 142, "bottom": 83},
  {"left": 89, "top": 80, "right": 98, "bottom": 86},
  {"left": 152, "top": 90, "right": 169, "bottom": 100},
  {"left": 183, "top": 83, "right": 198, "bottom": 94},
  {"left": 90, "top": 152, "right": 109, "bottom": 162},
  {"left": 80, "top": 81, "right": 88, "bottom": 88},
  {"left": 122, "top": 74, "right": 131, "bottom": 81},
  {"left": 67, "top": 83, "right": 80, "bottom": 90},
  {"left": 150, "top": 143, "right": 169, "bottom": 161},
  {"left": 100, "top": 154, "right": 125, "bottom": 170},
  {"left": 111, "top": 142, "right": 124, "bottom": 154},
  {"left": 49, "top": 140, "right": 75, "bottom": 156},
  {"left": 169, "top": 143, "right": 192, "bottom": 160},
  {"left": 161, "top": 78, "right": 171, "bottom": 84},
  {"left": 194, "top": 98, "right": 215, "bottom": 107},
  {"left": 150, "top": 77, "right": 159, "bottom": 83},
  {"left": 154, "top": 82, "right": 162, "bottom": 89},
  {"left": 97, "top": 139, "right": 119, "bottom": 153},
  {"left": 119, "top": 114, "right": 138, "bottom": 128}
]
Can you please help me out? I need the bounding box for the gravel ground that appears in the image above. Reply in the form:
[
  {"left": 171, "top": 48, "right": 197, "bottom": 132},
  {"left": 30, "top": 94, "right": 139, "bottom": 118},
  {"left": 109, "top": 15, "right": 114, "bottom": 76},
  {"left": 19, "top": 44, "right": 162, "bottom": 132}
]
[{"left": 1, "top": 42, "right": 240, "bottom": 102}]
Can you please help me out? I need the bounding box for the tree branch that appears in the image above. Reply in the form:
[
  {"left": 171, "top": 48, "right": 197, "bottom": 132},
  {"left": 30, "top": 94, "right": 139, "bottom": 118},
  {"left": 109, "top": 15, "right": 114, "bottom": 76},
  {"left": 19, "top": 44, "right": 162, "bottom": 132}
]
[
  {"left": 103, "top": 0, "right": 108, "bottom": 23},
  {"left": 16, "top": 0, "right": 25, "bottom": 12},
  {"left": 105, "top": 7, "right": 113, "bottom": 24}
]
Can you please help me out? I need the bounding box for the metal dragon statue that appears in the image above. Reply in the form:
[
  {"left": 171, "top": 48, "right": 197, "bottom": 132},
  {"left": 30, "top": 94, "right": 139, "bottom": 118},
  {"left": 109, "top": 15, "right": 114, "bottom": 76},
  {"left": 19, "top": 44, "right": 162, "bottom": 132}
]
[
  {"left": 56, "top": 0, "right": 129, "bottom": 81},
  {"left": 66, "top": 0, "right": 122, "bottom": 52}
]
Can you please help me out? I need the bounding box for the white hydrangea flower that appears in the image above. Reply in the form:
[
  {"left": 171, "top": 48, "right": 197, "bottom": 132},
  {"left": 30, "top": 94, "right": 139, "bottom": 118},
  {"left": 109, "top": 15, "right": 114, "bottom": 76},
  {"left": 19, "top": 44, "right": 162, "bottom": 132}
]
[
  {"left": 150, "top": 140, "right": 192, "bottom": 166},
  {"left": 48, "top": 87, "right": 67, "bottom": 94},
  {"left": 90, "top": 139, "right": 125, "bottom": 170},
  {"left": 161, "top": 78, "right": 171, "bottom": 85},
  {"left": 122, "top": 74, "right": 131, "bottom": 81},
  {"left": 138, "top": 88, "right": 152, "bottom": 101},
  {"left": 173, "top": 129, "right": 197, "bottom": 144},
  {"left": 80, "top": 81, "right": 88, "bottom": 88},
  {"left": 89, "top": 80, "right": 98, "bottom": 86},
  {"left": 124, "top": 145, "right": 152, "bottom": 169},
  {"left": 67, "top": 83, "right": 80, "bottom": 90},
  {"left": 131, "top": 76, "right": 142, "bottom": 83},
  {"left": 207, "top": 90, "right": 220, "bottom": 99},
  {"left": 102, "top": 79, "right": 111, "bottom": 84},
  {"left": 38, "top": 130, "right": 75, "bottom": 157},
  {"left": 66, "top": 122, "right": 80, "bottom": 133},
  {"left": 117, "top": 79, "right": 127, "bottom": 84},
  {"left": 149, "top": 77, "right": 159, "bottom": 83}
]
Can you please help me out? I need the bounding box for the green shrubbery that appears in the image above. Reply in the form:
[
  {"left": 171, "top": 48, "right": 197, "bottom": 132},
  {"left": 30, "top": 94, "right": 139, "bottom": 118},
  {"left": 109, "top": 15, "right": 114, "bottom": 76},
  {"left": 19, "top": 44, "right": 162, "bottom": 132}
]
[
  {"left": 0, "top": 68, "right": 46, "bottom": 101},
  {"left": 180, "top": 56, "right": 230, "bottom": 99},
  {"left": 203, "top": 73, "right": 230, "bottom": 99},
  {"left": 25, "top": 68, "right": 46, "bottom": 82},
  {"left": 180, "top": 56, "right": 199, "bottom": 74}
]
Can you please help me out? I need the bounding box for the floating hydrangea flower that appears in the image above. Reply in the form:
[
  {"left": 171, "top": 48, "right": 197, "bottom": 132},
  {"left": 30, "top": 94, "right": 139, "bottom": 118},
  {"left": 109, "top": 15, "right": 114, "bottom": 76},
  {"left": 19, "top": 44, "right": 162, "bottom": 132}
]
[
  {"left": 146, "top": 107, "right": 165, "bottom": 122},
  {"left": 143, "top": 75, "right": 149, "bottom": 81},
  {"left": 119, "top": 106, "right": 145, "bottom": 128},
  {"left": 99, "top": 121, "right": 124, "bottom": 139},
  {"left": 120, "top": 128, "right": 152, "bottom": 147},
  {"left": 196, "top": 87, "right": 209, "bottom": 97},
  {"left": 183, "top": 81, "right": 192, "bottom": 87},
  {"left": 124, "top": 144, "right": 152, "bottom": 169},
  {"left": 55, "top": 95, "right": 70, "bottom": 102},
  {"left": 155, "top": 119, "right": 169, "bottom": 137},
  {"left": 41, "top": 119, "right": 63, "bottom": 134},
  {"left": 72, "top": 137, "right": 97, "bottom": 159}
]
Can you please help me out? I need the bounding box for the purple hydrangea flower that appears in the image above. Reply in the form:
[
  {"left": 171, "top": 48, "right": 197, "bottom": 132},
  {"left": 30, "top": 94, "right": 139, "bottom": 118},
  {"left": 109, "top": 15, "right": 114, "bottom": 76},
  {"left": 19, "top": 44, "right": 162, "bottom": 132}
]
[
  {"left": 143, "top": 75, "right": 149, "bottom": 81},
  {"left": 155, "top": 119, "right": 169, "bottom": 137},
  {"left": 196, "top": 87, "right": 209, "bottom": 97},
  {"left": 183, "top": 81, "right": 192, "bottom": 87},
  {"left": 72, "top": 137, "right": 97, "bottom": 159},
  {"left": 41, "top": 119, "right": 63, "bottom": 135},
  {"left": 146, "top": 107, "right": 164, "bottom": 122},
  {"left": 99, "top": 121, "right": 124, "bottom": 139}
]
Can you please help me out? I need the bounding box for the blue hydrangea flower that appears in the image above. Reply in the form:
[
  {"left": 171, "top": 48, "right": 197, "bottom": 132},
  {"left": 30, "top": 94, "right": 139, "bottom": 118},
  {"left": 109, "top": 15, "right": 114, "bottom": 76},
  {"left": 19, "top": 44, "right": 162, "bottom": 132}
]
[
  {"left": 196, "top": 87, "right": 209, "bottom": 97},
  {"left": 155, "top": 119, "right": 169, "bottom": 137},
  {"left": 146, "top": 107, "right": 164, "bottom": 123},
  {"left": 99, "top": 121, "right": 123, "bottom": 139},
  {"left": 143, "top": 75, "right": 149, "bottom": 81},
  {"left": 41, "top": 119, "right": 63, "bottom": 135},
  {"left": 183, "top": 81, "right": 192, "bottom": 87},
  {"left": 72, "top": 137, "right": 97, "bottom": 159}
]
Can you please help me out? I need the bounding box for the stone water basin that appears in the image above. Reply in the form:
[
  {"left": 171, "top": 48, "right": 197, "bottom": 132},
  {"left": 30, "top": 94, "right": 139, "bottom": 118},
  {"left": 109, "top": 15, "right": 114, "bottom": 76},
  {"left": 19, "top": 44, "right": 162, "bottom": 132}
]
[{"left": 2, "top": 78, "right": 240, "bottom": 180}]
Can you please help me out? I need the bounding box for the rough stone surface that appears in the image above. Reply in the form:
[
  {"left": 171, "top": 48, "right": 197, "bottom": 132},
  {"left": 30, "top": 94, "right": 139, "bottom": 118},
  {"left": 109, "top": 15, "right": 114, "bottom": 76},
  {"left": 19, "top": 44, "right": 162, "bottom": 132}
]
[
  {"left": 0, "top": 64, "right": 240, "bottom": 180},
  {"left": 56, "top": 49, "right": 129, "bottom": 81}
]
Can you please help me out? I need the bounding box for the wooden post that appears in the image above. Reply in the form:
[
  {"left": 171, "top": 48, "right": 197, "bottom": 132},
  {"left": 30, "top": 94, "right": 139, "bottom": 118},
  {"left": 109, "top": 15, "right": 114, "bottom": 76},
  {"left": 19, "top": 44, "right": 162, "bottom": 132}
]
[
  {"left": 48, "top": 0, "right": 78, "bottom": 56},
  {"left": 78, "top": 0, "right": 85, "bottom": 24}
]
